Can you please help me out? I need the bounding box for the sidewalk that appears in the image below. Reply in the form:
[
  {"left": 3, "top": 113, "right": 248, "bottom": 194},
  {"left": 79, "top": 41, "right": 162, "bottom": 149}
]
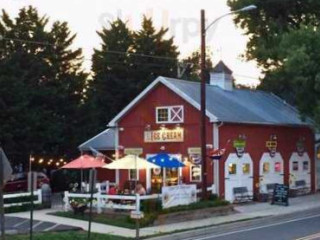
[{"left": 7, "top": 193, "right": 320, "bottom": 238}]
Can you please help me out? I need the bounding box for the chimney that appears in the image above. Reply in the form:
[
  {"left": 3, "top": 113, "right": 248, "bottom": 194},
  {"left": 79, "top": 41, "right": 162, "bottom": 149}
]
[{"left": 209, "top": 61, "right": 233, "bottom": 91}]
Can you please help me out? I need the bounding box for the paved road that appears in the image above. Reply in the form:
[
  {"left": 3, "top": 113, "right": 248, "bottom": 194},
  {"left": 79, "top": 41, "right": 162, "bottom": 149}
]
[
  {"left": 150, "top": 208, "right": 320, "bottom": 240},
  {"left": 1, "top": 216, "right": 80, "bottom": 235}
]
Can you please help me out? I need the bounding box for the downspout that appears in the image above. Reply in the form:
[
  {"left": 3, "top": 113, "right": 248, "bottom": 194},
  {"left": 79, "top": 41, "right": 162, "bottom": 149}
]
[
  {"left": 114, "top": 123, "right": 120, "bottom": 185},
  {"left": 213, "top": 121, "right": 224, "bottom": 196}
]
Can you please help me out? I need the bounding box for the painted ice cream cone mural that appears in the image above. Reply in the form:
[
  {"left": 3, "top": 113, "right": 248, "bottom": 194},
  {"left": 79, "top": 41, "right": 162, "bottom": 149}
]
[
  {"left": 233, "top": 134, "right": 246, "bottom": 158},
  {"left": 266, "top": 134, "right": 277, "bottom": 158}
]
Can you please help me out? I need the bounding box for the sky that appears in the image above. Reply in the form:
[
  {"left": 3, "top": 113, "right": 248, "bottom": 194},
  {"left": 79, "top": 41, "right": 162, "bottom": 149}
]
[{"left": 1, "top": 0, "right": 261, "bottom": 86}]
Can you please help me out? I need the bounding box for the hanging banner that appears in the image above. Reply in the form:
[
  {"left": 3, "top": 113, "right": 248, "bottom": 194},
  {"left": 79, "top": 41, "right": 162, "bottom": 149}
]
[
  {"left": 162, "top": 184, "right": 197, "bottom": 209},
  {"left": 124, "top": 148, "right": 143, "bottom": 156},
  {"left": 144, "top": 129, "right": 184, "bottom": 143}
]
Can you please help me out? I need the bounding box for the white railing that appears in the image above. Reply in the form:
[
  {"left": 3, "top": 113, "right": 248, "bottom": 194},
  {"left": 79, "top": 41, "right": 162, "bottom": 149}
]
[
  {"left": 63, "top": 184, "right": 216, "bottom": 213},
  {"left": 4, "top": 189, "right": 42, "bottom": 208},
  {"left": 63, "top": 191, "right": 161, "bottom": 213}
]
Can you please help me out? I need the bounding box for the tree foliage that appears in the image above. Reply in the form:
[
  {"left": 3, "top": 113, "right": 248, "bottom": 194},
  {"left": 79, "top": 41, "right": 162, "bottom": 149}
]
[
  {"left": 228, "top": 0, "right": 320, "bottom": 126},
  {"left": 0, "top": 7, "right": 88, "bottom": 163},
  {"left": 90, "top": 17, "right": 179, "bottom": 127}
]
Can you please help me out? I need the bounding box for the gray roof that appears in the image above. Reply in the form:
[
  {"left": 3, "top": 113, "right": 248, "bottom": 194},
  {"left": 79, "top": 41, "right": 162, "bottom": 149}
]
[
  {"left": 212, "top": 61, "right": 233, "bottom": 74},
  {"left": 79, "top": 128, "right": 115, "bottom": 151},
  {"left": 163, "top": 77, "right": 312, "bottom": 126}
]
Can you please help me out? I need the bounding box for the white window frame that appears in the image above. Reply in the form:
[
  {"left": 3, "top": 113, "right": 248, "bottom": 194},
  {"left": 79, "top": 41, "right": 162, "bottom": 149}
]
[
  {"left": 128, "top": 169, "right": 139, "bottom": 181},
  {"left": 190, "top": 165, "right": 202, "bottom": 182},
  {"left": 156, "top": 105, "right": 184, "bottom": 124}
]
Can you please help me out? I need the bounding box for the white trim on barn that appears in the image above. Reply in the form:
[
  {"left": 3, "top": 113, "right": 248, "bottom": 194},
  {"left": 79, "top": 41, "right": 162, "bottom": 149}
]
[{"left": 108, "top": 76, "right": 218, "bottom": 127}]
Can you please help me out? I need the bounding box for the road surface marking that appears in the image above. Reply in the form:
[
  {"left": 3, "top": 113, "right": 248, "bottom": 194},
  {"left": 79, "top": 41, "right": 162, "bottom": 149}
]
[
  {"left": 44, "top": 223, "right": 60, "bottom": 232},
  {"left": 13, "top": 219, "right": 29, "bottom": 227},
  {"left": 296, "top": 232, "right": 320, "bottom": 240},
  {"left": 186, "top": 213, "right": 320, "bottom": 240},
  {"left": 31, "top": 221, "right": 43, "bottom": 229}
]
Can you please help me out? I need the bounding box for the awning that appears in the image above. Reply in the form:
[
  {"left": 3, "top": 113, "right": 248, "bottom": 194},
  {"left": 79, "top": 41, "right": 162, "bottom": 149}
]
[{"left": 78, "top": 128, "right": 115, "bottom": 151}]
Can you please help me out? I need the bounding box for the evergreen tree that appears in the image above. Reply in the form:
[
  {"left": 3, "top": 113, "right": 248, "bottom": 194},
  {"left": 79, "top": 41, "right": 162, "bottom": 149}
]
[
  {"left": 0, "top": 7, "right": 88, "bottom": 163},
  {"left": 90, "top": 17, "right": 179, "bottom": 127}
]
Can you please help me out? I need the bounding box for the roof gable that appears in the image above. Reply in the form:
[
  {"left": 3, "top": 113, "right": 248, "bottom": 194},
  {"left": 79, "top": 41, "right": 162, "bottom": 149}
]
[
  {"left": 108, "top": 76, "right": 218, "bottom": 126},
  {"left": 108, "top": 76, "right": 312, "bottom": 127}
]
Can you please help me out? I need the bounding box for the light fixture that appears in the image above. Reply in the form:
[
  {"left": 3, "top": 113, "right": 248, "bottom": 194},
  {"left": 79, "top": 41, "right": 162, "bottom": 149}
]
[
  {"left": 160, "top": 146, "right": 165, "bottom": 150},
  {"left": 160, "top": 124, "right": 166, "bottom": 130},
  {"left": 56, "top": 162, "right": 60, "bottom": 166},
  {"left": 38, "top": 159, "right": 44, "bottom": 164},
  {"left": 60, "top": 159, "right": 63, "bottom": 162},
  {"left": 145, "top": 124, "right": 151, "bottom": 131}
]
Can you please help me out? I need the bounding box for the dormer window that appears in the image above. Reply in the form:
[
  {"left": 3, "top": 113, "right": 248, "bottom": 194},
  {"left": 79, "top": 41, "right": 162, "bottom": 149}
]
[{"left": 156, "top": 105, "right": 184, "bottom": 124}]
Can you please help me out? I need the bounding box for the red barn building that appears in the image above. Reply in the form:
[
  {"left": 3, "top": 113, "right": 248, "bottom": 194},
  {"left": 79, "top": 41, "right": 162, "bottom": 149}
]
[{"left": 80, "top": 61, "right": 315, "bottom": 202}]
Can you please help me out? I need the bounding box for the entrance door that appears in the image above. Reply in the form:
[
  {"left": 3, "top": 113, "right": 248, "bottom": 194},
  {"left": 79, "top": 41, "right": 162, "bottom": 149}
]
[
  {"left": 146, "top": 154, "right": 182, "bottom": 193},
  {"left": 224, "top": 153, "right": 253, "bottom": 202},
  {"left": 259, "top": 153, "right": 284, "bottom": 193},
  {"left": 289, "top": 152, "right": 311, "bottom": 189}
]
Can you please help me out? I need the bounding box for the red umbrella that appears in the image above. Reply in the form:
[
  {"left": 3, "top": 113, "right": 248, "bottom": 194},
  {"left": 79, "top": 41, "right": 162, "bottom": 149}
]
[{"left": 62, "top": 154, "right": 105, "bottom": 169}]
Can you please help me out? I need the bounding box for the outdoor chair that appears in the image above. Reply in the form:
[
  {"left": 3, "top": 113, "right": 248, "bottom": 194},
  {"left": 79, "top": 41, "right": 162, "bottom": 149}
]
[{"left": 233, "top": 187, "right": 253, "bottom": 203}]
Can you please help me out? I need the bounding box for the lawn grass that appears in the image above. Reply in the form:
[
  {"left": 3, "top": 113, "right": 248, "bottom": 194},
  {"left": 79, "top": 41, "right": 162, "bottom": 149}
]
[
  {"left": 51, "top": 211, "right": 136, "bottom": 229},
  {"left": 6, "top": 231, "right": 131, "bottom": 240},
  {"left": 51, "top": 197, "right": 229, "bottom": 229}
]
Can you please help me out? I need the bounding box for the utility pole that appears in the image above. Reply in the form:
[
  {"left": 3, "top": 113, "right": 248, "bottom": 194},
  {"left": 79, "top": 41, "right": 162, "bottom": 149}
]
[
  {"left": 200, "top": 9, "right": 208, "bottom": 200},
  {"left": 0, "top": 147, "right": 5, "bottom": 240}
]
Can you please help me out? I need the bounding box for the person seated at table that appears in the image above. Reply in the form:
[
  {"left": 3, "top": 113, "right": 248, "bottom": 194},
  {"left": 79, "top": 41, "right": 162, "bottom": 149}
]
[
  {"left": 135, "top": 183, "right": 146, "bottom": 195},
  {"left": 108, "top": 184, "right": 118, "bottom": 195}
]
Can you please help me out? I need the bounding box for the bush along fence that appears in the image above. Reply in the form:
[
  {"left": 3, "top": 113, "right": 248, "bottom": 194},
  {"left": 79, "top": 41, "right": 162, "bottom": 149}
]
[
  {"left": 63, "top": 184, "right": 217, "bottom": 213},
  {"left": 4, "top": 190, "right": 42, "bottom": 208},
  {"left": 63, "top": 191, "right": 161, "bottom": 213}
]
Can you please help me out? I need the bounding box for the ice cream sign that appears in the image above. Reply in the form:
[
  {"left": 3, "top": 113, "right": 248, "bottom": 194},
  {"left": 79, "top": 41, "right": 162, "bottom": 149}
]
[
  {"left": 233, "top": 135, "right": 246, "bottom": 158},
  {"left": 144, "top": 128, "right": 184, "bottom": 143}
]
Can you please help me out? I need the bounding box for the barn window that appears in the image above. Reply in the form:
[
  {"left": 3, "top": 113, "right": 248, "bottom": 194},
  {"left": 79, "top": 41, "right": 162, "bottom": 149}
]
[
  {"left": 228, "top": 163, "right": 237, "bottom": 175},
  {"left": 275, "top": 162, "right": 281, "bottom": 172},
  {"left": 303, "top": 161, "right": 309, "bottom": 171},
  {"left": 129, "top": 169, "right": 138, "bottom": 180},
  {"left": 190, "top": 165, "right": 202, "bottom": 182},
  {"left": 263, "top": 162, "right": 270, "bottom": 173},
  {"left": 292, "top": 161, "right": 299, "bottom": 171},
  {"left": 156, "top": 106, "right": 184, "bottom": 124},
  {"left": 242, "top": 163, "right": 250, "bottom": 174}
]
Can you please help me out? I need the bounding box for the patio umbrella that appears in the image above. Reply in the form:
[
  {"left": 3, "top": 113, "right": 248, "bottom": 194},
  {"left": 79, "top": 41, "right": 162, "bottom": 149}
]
[
  {"left": 103, "top": 155, "right": 158, "bottom": 170},
  {"left": 104, "top": 155, "right": 159, "bottom": 189},
  {"left": 62, "top": 154, "right": 105, "bottom": 169},
  {"left": 147, "top": 153, "right": 185, "bottom": 168},
  {"left": 62, "top": 154, "right": 105, "bottom": 192}
]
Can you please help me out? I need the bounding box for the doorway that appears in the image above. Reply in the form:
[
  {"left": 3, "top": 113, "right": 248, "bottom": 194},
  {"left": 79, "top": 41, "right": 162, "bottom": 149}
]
[
  {"left": 289, "top": 152, "right": 311, "bottom": 189},
  {"left": 224, "top": 153, "right": 253, "bottom": 202},
  {"left": 259, "top": 152, "right": 284, "bottom": 193}
]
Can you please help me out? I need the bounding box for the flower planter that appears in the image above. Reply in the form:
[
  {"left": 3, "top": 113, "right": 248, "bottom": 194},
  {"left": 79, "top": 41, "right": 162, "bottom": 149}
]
[{"left": 153, "top": 205, "right": 234, "bottom": 225}]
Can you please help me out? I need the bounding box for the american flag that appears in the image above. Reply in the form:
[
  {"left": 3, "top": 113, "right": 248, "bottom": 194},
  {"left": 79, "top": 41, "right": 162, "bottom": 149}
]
[
  {"left": 209, "top": 148, "right": 226, "bottom": 160},
  {"left": 208, "top": 140, "right": 230, "bottom": 160}
]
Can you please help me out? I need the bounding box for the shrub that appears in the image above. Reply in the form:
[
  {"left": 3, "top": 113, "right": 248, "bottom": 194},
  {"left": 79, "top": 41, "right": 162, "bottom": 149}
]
[
  {"left": 4, "top": 195, "right": 38, "bottom": 204},
  {"left": 4, "top": 204, "right": 45, "bottom": 213},
  {"left": 140, "top": 199, "right": 162, "bottom": 213}
]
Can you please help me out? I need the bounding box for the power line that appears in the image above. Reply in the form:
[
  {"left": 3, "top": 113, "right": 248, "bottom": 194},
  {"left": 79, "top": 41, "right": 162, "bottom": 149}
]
[{"left": 0, "top": 36, "right": 54, "bottom": 46}]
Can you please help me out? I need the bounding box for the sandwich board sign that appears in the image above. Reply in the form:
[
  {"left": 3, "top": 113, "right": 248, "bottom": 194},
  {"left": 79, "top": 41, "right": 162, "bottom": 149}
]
[
  {"left": 0, "top": 148, "right": 12, "bottom": 184},
  {"left": 271, "top": 183, "right": 289, "bottom": 206}
]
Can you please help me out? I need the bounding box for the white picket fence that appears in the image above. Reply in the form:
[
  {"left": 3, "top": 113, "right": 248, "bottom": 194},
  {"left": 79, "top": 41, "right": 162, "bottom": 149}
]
[
  {"left": 4, "top": 189, "right": 42, "bottom": 208},
  {"left": 63, "top": 184, "right": 216, "bottom": 213},
  {"left": 63, "top": 191, "right": 161, "bottom": 213}
]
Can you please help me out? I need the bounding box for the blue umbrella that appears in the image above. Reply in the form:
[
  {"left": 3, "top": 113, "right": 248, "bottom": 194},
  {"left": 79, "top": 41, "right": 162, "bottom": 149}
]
[{"left": 147, "top": 153, "right": 185, "bottom": 168}]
